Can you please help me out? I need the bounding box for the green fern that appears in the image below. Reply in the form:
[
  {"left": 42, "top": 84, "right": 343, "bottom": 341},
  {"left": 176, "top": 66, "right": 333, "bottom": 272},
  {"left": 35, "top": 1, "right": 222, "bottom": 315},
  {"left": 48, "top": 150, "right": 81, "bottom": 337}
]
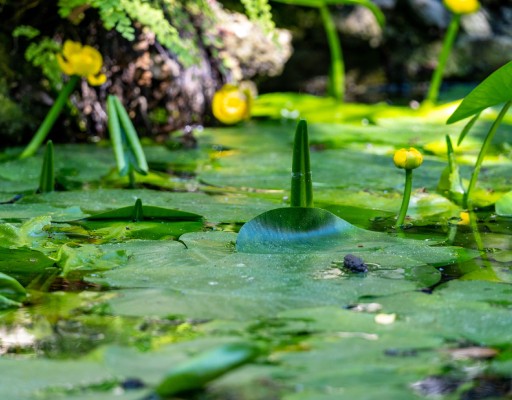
[{"left": 57, "top": 0, "right": 201, "bottom": 66}]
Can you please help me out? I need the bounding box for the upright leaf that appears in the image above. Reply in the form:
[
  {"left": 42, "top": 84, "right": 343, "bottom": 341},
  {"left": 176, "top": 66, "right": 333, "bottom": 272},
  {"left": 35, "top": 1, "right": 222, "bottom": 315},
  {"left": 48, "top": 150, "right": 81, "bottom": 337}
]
[
  {"left": 447, "top": 60, "right": 512, "bottom": 124},
  {"left": 38, "top": 140, "right": 54, "bottom": 193}
]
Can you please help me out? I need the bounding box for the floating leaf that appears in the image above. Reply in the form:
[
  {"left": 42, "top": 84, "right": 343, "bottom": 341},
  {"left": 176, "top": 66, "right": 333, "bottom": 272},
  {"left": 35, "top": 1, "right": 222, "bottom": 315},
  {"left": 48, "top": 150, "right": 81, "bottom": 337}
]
[
  {"left": 81, "top": 198, "right": 202, "bottom": 222},
  {"left": 73, "top": 199, "right": 204, "bottom": 241}
]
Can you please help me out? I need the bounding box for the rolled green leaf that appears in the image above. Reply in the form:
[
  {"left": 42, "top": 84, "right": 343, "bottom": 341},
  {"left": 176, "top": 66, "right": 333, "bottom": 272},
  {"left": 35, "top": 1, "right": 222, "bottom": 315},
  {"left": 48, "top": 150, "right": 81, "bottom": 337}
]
[
  {"left": 155, "top": 342, "right": 260, "bottom": 397},
  {"left": 112, "top": 96, "right": 149, "bottom": 175},
  {"left": 107, "top": 95, "right": 128, "bottom": 175},
  {"left": 38, "top": 140, "right": 55, "bottom": 193},
  {"left": 291, "top": 119, "right": 313, "bottom": 208}
]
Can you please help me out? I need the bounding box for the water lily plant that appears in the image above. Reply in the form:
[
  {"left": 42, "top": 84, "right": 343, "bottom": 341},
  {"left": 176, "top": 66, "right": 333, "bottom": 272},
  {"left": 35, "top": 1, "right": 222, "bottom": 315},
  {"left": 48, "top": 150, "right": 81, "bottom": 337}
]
[
  {"left": 212, "top": 84, "right": 251, "bottom": 125},
  {"left": 447, "top": 60, "right": 512, "bottom": 209},
  {"left": 393, "top": 147, "right": 423, "bottom": 227},
  {"left": 20, "top": 40, "right": 106, "bottom": 159},
  {"left": 425, "top": 0, "right": 480, "bottom": 105}
]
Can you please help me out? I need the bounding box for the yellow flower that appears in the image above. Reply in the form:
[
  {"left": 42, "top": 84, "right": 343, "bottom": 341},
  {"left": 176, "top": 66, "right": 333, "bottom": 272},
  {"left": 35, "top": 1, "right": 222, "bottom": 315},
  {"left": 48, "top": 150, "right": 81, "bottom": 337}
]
[
  {"left": 393, "top": 147, "right": 423, "bottom": 170},
  {"left": 457, "top": 211, "right": 470, "bottom": 225},
  {"left": 57, "top": 40, "right": 106, "bottom": 86},
  {"left": 443, "top": 0, "right": 480, "bottom": 14},
  {"left": 212, "top": 84, "right": 250, "bottom": 125}
]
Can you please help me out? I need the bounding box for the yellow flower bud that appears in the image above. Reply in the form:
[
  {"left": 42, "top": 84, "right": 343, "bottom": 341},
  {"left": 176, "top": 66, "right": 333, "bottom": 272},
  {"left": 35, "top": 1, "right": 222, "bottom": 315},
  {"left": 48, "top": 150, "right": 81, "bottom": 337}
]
[
  {"left": 57, "top": 40, "right": 106, "bottom": 86},
  {"left": 393, "top": 147, "right": 423, "bottom": 170},
  {"left": 443, "top": 0, "right": 480, "bottom": 14},
  {"left": 212, "top": 84, "right": 250, "bottom": 125}
]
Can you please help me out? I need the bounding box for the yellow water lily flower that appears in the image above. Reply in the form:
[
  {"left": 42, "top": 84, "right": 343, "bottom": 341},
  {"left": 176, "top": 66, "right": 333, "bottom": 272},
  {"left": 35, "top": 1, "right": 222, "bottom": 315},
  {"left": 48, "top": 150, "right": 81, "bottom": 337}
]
[
  {"left": 57, "top": 40, "right": 106, "bottom": 86},
  {"left": 212, "top": 84, "right": 250, "bottom": 125},
  {"left": 393, "top": 147, "right": 424, "bottom": 170},
  {"left": 443, "top": 0, "right": 480, "bottom": 14}
]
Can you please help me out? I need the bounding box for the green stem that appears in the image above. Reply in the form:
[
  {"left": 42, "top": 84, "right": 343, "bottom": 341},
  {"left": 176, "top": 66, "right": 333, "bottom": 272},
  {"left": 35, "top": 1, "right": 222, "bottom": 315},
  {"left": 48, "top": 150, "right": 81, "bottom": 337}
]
[
  {"left": 464, "top": 101, "right": 512, "bottom": 209},
  {"left": 425, "top": 14, "right": 460, "bottom": 105},
  {"left": 319, "top": 5, "right": 344, "bottom": 102},
  {"left": 20, "top": 75, "right": 79, "bottom": 159},
  {"left": 396, "top": 169, "right": 413, "bottom": 228}
]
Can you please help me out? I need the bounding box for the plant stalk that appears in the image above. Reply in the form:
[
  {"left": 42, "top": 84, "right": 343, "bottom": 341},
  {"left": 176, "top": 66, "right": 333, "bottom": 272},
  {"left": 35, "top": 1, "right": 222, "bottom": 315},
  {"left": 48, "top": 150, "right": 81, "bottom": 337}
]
[
  {"left": 319, "top": 4, "right": 344, "bottom": 102},
  {"left": 20, "top": 75, "right": 80, "bottom": 159},
  {"left": 425, "top": 13, "right": 460, "bottom": 105},
  {"left": 464, "top": 100, "right": 512, "bottom": 209},
  {"left": 396, "top": 169, "right": 413, "bottom": 227}
]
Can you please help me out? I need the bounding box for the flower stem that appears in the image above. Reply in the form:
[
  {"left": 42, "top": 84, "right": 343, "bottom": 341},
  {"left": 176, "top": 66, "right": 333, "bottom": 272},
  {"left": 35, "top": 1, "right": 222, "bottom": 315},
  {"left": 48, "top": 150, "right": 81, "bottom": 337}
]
[
  {"left": 20, "top": 75, "right": 80, "bottom": 159},
  {"left": 425, "top": 13, "right": 460, "bottom": 105},
  {"left": 396, "top": 169, "right": 413, "bottom": 228},
  {"left": 464, "top": 100, "right": 512, "bottom": 209},
  {"left": 319, "top": 4, "right": 344, "bottom": 102}
]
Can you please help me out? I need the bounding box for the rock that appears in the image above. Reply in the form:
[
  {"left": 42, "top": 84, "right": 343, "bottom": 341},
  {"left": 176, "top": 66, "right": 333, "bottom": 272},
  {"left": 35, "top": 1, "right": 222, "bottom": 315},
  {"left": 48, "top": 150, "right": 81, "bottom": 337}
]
[
  {"left": 406, "top": 0, "right": 451, "bottom": 29},
  {"left": 335, "top": 6, "right": 383, "bottom": 47}
]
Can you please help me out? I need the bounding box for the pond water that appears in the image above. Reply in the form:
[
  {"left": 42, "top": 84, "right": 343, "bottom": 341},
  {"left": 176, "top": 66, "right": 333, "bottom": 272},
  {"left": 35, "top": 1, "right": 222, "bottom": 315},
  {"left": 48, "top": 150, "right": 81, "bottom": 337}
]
[{"left": 0, "top": 102, "right": 511, "bottom": 399}]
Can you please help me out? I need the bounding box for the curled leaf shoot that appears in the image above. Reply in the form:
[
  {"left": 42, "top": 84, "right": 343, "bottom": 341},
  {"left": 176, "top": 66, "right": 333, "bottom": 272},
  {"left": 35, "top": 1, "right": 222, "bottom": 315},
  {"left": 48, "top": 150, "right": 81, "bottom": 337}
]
[
  {"left": 113, "top": 96, "right": 148, "bottom": 175},
  {"left": 107, "top": 95, "right": 128, "bottom": 175},
  {"left": 38, "top": 140, "right": 55, "bottom": 193},
  {"left": 291, "top": 120, "right": 313, "bottom": 208}
]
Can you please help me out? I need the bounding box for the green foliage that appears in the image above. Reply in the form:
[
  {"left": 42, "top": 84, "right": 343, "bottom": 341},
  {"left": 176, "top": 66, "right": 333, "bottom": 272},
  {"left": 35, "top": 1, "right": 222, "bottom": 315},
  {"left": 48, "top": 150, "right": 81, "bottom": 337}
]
[
  {"left": 241, "top": 0, "right": 276, "bottom": 35},
  {"left": 57, "top": 0, "right": 201, "bottom": 66},
  {"left": 447, "top": 60, "right": 512, "bottom": 124},
  {"left": 12, "top": 26, "right": 62, "bottom": 89},
  {"left": 12, "top": 25, "right": 40, "bottom": 39}
]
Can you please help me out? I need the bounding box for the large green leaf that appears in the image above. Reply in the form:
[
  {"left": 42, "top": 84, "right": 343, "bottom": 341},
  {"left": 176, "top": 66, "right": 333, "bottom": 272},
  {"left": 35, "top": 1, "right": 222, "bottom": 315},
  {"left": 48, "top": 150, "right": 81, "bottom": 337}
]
[{"left": 447, "top": 61, "right": 512, "bottom": 124}]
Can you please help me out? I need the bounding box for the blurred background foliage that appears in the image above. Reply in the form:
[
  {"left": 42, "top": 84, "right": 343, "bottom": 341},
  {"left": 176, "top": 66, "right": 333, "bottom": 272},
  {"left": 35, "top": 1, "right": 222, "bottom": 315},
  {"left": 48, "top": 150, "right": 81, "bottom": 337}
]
[{"left": 0, "top": 0, "right": 511, "bottom": 145}]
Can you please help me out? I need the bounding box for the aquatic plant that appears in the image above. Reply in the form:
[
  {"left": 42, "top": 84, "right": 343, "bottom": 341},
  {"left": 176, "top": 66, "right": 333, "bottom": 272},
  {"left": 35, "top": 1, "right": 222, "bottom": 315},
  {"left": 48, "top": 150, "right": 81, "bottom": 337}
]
[
  {"left": 447, "top": 60, "right": 512, "bottom": 209},
  {"left": 106, "top": 95, "right": 148, "bottom": 187},
  {"left": 393, "top": 147, "right": 423, "bottom": 227},
  {"left": 425, "top": 0, "right": 480, "bottom": 105},
  {"left": 38, "top": 141, "right": 55, "bottom": 193},
  {"left": 20, "top": 40, "right": 106, "bottom": 159},
  {"left": 271, "top": 0, "right": 385, "bottom": 101}
]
